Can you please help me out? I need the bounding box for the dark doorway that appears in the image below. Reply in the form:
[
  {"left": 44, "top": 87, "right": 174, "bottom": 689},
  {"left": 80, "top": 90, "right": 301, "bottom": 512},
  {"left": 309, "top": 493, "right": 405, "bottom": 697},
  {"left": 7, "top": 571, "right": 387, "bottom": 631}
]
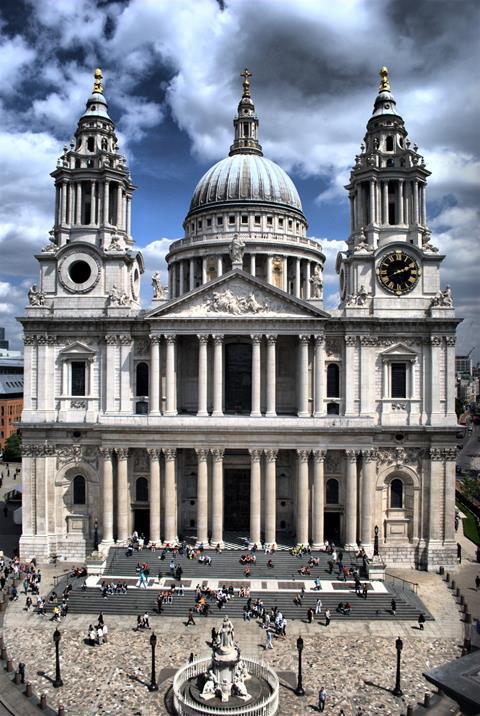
[
  {"left": 133, "top": 509, "right": 149, "bottom": 541},
  {"left": 324, "top": 512, "right": 341, "bottom": 544},
  {"left": 224, "top": 469, "right": 250, "bottom": 530},
  {"left": 225, "top": 343, "right": 252, "bottom": 413}
]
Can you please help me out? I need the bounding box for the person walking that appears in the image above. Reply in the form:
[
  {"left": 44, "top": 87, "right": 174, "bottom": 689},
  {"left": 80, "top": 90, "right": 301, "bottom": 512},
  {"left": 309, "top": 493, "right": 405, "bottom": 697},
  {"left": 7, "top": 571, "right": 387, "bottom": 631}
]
[
  {"left": 325, "top": 608, "right": 331, "bottom": 626},
  {"left": 265, "top": 628, "right": 273, "bottom": 649},
  {"left": 186, "top": 609, "right": 196, "bottom": 627},
  {"left": 475, "top": 575, "right": 480, "bottom": 591},
  {"left": 418, "top": 612, "right": 426, "bottom": 630},
  {"left": 457, "top": 543, "right": 462, "bottom": 564},
  {"left": 391, "top": 598, "right": 397, "bottom": 616},
  {"left": 307, "top": 607, "right": 314, "bottom": 623},
  {"left": 318, "top": 686, "right": 327, "bottom": 712},
  {"left": 362, "top": 583, "right": 368, "bottom": 600},
  {"left": 315, "top": 598, "right": 322, "bottom": 615},
  {"left": 18, "top": 662, "right": 26, "bottom": 684}
]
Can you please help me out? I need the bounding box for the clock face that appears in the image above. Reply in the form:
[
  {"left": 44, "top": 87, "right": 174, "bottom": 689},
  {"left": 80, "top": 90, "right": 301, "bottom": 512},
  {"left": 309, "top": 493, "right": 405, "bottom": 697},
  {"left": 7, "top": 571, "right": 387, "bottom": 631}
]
[{"left": 377, "top": 250, "right": 420, "bottom": 295}]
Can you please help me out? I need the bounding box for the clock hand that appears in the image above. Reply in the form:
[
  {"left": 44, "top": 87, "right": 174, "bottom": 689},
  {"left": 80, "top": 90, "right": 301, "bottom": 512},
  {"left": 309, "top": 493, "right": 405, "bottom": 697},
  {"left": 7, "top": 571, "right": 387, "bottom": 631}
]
[{"left": 391, "top": 267, "right": 408, "bottom": 276}]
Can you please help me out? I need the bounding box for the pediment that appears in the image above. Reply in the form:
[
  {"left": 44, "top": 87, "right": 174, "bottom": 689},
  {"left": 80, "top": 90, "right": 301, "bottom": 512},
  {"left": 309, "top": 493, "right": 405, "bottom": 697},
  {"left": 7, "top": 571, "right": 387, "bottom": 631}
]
[
  {"left": 380, "top": 342, "right": 418, "bottom": 360},
  {"left": 58, "top": 341, "right": 96, "bottom": 357},
  {"left": 146, "top": 270, "right": 330, "bottom": 319}
]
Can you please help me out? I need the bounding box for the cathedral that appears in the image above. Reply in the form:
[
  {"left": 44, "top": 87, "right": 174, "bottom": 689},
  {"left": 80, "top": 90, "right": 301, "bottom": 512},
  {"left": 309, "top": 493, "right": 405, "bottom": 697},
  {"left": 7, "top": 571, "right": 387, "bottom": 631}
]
[{"left": 18, "top": 67, "right": 459, "bottom": 568}]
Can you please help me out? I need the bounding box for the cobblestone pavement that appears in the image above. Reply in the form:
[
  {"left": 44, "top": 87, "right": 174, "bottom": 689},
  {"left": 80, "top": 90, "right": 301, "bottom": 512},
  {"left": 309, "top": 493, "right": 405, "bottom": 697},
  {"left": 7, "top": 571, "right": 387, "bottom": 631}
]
[{"left": 3, "top": 567, "right": 464, "bottom": 716}]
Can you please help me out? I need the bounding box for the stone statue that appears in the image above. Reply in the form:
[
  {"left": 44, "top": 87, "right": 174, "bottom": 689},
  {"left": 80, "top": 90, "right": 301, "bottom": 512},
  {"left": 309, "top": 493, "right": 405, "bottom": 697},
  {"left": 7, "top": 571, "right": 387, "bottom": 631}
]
[
  {"left": 206, "top": 290, "right": 268, "bottom": 315},
  {"left": 219, "top": 615, "right": 235, "bottom": 650},
  {"left": 108, "top": 234, "right": 122, "bottom": 251},
  {"left": 200, "top": 669, "right": 218, "bottom": 701},
  {"left": 28, "top": 284, "right": 46, "bottom": 306},
  {"left": 230, "top": 234, "right": 245, "bottom": 264},
  {"left": 151, "top": 272, "right": 165, "bottom": 299},
  {"left": 108, "top": 284, "right": 130, "bottom": 306},
  {"left": 233, "top": 675, "right": 251, "bottom": 701},
  {"left": 422, "top": 228, "right": 439, "bottom": 253},
  {"left": 309, "top": 265, "right": 323, "bottom": 298},
  {"left": 346, "top": 285, "right": 369, "bottom": 307},
  {"left": 430, "top": 285, "right": 453, "bottom": 308}
]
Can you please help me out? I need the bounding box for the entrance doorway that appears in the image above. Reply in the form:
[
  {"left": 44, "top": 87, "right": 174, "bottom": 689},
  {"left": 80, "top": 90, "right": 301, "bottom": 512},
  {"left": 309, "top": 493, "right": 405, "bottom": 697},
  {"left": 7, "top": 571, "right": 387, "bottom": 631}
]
[
  {"left": 324, "top": 512, "right": 341, "bottom": 544},
  {"left": 224, "top": 469, "right": 250, "bottom": 530},
  {"left": 225, "top": 343, "right": 252, "bottom": 413},
  {"left": 133, "top": 508, "right": 149, "bottom": 541}
]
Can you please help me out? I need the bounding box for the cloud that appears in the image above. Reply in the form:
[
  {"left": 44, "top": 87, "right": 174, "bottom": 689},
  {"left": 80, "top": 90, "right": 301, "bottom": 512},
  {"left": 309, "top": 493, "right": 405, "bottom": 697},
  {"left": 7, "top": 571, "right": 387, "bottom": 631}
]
[{"left": 0, "top": 35, "right": 35, "bottom": 96}]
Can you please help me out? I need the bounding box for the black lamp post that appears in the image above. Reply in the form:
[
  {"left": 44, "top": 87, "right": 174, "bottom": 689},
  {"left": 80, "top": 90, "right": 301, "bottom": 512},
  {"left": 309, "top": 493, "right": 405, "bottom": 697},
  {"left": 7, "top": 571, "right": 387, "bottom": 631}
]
[
  {"left": 393, "top": 636, "right": 403, "bottom": 696},
  {"left": 94, "top": 519, "right": 99, "bottom": 552},
  {"left": 295, "top": 635, "right": 305, "bottom": 696},
  {"left": 52, "top": 628, "right": 63, "bottom": 688},
  {"left": 148, "top": 632, "right": 158, "bottom": 691}
]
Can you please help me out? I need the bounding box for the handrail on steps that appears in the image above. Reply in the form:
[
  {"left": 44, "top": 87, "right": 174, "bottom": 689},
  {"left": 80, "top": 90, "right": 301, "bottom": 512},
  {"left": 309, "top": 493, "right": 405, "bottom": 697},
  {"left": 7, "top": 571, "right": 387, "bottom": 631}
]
[{"left": 384, "top": 572, "right": 418, "bottom": 594}]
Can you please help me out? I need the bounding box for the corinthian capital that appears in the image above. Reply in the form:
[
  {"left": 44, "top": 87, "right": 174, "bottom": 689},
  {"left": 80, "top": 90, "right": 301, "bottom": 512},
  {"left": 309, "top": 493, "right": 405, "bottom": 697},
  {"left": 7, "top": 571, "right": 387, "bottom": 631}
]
[
  {"left": 115, "top": 447, "right": 129, "bottom": 461},
  {"left": 162, "top": 448, "right": 177, "bottom": 461},
  {"left": 345, "top": 449, "right": 360, "bottom": 463},
  {"left": 195, "top": 448, "right": 209, "bottom": 462},
  {"left": 211, "top": 448, "right": 225, "bottom": 462},
  {"left": 264, "top": 449, "right": 278, "bottom": 463},
  {"left": 312, "top": 449, "right": 326, "bottom": 463},
  {"left": 362, "top": 449, "right": 377, "bottom": 463},
  {"left": 147, "top": 448, "right": 161, "bottom": 462},
  {"left": 297, "top": 449, "right": 311, "bottom": 462},
  {"left": 98, "top": 446, "right": 114, "bottom": 459},
  {"left": 249, "top": 448, "right": 263, "bottom": 462}
]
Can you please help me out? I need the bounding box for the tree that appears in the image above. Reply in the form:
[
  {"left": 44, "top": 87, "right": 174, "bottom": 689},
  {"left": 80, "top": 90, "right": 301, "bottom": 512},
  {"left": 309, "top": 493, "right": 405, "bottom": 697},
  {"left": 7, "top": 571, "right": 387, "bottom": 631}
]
[
  {"left": 3, "top": 432, "right": 21, "bottom": 462},
  {"left": 461, "top": 471, "right": 480, "bottom": 504}
]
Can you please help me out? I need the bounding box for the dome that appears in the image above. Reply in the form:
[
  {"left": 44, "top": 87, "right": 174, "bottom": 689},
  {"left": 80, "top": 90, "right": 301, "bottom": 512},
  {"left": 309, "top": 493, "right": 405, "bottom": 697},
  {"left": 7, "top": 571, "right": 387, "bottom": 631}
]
[{"left": 189, "top": 154, "right": 303, "bottom": 213}]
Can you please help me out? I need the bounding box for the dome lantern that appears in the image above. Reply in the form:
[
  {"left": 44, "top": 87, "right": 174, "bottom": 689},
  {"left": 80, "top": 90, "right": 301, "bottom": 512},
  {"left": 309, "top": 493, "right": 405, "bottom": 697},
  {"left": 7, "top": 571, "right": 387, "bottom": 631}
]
[{"left": 229, "top": 68, "right": 263, "bottom": 157}]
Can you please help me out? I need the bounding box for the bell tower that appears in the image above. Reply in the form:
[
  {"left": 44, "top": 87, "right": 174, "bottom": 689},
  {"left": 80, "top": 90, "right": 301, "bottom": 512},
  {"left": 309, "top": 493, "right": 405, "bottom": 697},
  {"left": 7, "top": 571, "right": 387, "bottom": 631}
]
[
  {"left": 28, "top": 69, "right": 143, "bottom": 317},
  {"left": 336, "top": 67, "right": 451, "bottom": 318}
]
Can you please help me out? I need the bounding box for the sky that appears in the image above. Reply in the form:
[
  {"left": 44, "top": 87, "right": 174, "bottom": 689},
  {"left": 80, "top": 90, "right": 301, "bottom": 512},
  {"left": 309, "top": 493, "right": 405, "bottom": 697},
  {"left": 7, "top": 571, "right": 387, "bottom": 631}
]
[{"left": 0, "top": 0, "right": 479, "bottom": 358}]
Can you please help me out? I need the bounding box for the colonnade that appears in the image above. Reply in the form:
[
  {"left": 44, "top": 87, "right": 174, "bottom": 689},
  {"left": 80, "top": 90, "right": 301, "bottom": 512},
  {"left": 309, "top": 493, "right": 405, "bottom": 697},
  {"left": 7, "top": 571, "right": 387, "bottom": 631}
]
[
  {"left": 148, "top": 333, "right": 328, "bottom": 417},
  {"left": 168, "top": 254, "right": 323, "bottom": 299},
  {"left": 55, "top": 179, "right": 132, "bottom": 234},
  {"left": 99, "top": 446, "right": 378, "bottom": 549},
  {"left": 351, "top": 178, "right": 426, "bottom": 231}
]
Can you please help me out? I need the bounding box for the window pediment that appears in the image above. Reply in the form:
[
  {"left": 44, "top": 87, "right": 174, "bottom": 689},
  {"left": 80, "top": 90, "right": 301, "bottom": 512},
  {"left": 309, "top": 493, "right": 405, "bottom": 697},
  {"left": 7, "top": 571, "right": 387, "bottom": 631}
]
[
  {"left": 380, "top": 342, "right": 417, "bottom": 362},
  {"left": 58, "top": 342, "right": 96, "bottom": 362}
]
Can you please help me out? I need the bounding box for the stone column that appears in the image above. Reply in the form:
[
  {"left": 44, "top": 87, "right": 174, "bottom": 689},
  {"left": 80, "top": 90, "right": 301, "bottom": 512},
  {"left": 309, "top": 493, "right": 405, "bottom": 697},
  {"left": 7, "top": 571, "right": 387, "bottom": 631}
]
[
  {"left": 99, "top": 447, "right": 114, "bottom": 543},
  {"left": 398, "top": 179, "right": 404, "bottom": 224},
  {"left": 250, "top": 334, "right": 262, "bottom": 417},
  {"left": 295, "top": 258, "right": 301, "bottom": 298},
  {"left": 297, "top": 335, "right": 310, "bottom": 417},
  {"left": 267, "top": 256, "right": 273, "bottom": 284},
  {"left": 345, "top": 450, "right": 359, "bottom": 549},
  {"left": 249, "top": 449, "right": 262, "bottom": 545},
  {"left": 162, "top": 449, "right": 177, "bottom": 544},
  {"left": 446, "top": 336, "right": 456, "bottom": 418},
  {"left": 202, "top": 257, "right": 208, "bottom": 284},
  {"left": 164, "top": 335, "right": 177, "bottom": 416},
  {"left": 369, "top": 179, "right": 376, "bottom": 223},
  {"left": 105, "top": 336, "right": 117, "bottom": 412},
  {"left": 197, "top": 334, "right": 209, "bottom": 416},
  {"left": 349, "top": 194, "right": 355, "bottom": 233},
  {"left": 179, "top": 261, "right": 184, "bottom": 296},
  {"left": 104, "top": 179, "right": 110, "bottom": 225},
  {"left": 68, "top": 183, "right": 75, "bottom": 225},
  {"left": 264, "top": 449, "right": 278, "bottom": 545},
  {"left": 189, "top": 258, "right": 195, "bottom": 291},
  {"left": 217, "top": 255, "right": 223, "bottom": 277},
  {"left": 126, "top": 196, "right": 132, "bottom": 235},
  {"left": 212, "top": 334, "right": 224, "bottom": 416},
  {"left": 413, "top": 179, "right": 419, "bottom": 224},
  {"left": 382, "top": 180, "right": 389, "bottom": 225},
  {"left": 116, "top": 448, "right": 129, "bottom": 542},
  {"left": 147, "top": 448, "right": 161, "bottom": 544},
  {"left": 429, "top": 336, "right": 442, "bottom": 423},
  {"left": 149, "top": 335, "right": 161, "bottom": 415},
  {"left": 266, "top": 335, "right": 277, "bottom": 417},
  {"left": 283, "top": 257, "right": 288, "bottom": 291},
  {"left": 75, "top": 182, "right": 82, "bottom": 225},
  {"left": 90, "top": 180, "right": 96, "bottom": 224},
  {"left": 344, "top": 336, "right": 357, "bottom": 415},
  {"left": 443, "top": 448, "right": 457, "bottom": 543},
  {"left": 116, "top": 183, "right": 123, "bottom": 228},
  {"left": 119, "top": 336, "right": 132, "bottom": 413},
  {"left": 196, "top": 448, "right": 209, "bottom": 545},
  {"left": 211, "top": 448, "right": 225, "bottom": 546},
  {"left": 420, "top": 183, "right": 427, "bottom": 226},
  {"left": 296, "top": 449, "right": 310, "bottom": 546},
  {"left": 305, "top": 261, "right": 311, "bottom": 299},
  {"left": 314, "top": 335, "right": 325, "bottom": 416},
  {"left": 360, "top": 449, "right": 377, "bottom": 551},
  {"left": 61, "top": 182, "right": 68, "bottom": 224},
  {"left": 250, "top": 254, "right": 256, "bottom": 276},
  {"left": 312, "top": 450, "right": 326, "bottom": 547}
]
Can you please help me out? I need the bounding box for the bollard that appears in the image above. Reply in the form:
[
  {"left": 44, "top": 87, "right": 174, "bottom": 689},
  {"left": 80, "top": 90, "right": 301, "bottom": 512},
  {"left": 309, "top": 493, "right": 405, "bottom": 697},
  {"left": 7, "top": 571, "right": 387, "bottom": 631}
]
[
  {"left": 40, "top": 693, "right": 47, "bottom": 710},
  {"left": 0, "top": 635, "right": 3, "bottom": 649},
  {"left": 406, "top": 706, "right": 414, "bottom": 716},
  {"left": 445, "top": 572, "right": 450, "bottom": 583},
  {"left": 25, "top": 682, "right": 33, "bottom": 697},
  {"left": 424, "top": 692, "right": 431, "bottom": 706},
  {"left": 460, "top": 595, "right": 464, "bottom": 606},
  {"left": 6, "top": 657, "right": 13, "bottom": 672},
  {"left": 439, "top": 566, "right": 445, "bottom": 575},
  {"left": 463, "top": 638, "right": 471, "bottom": 653},
  {"left": 451, "top": 580, "right": 456, "bottom": 590},
  {"left": 465, "top": 612, "right": 472, "bottom": 624},
  {"left": 14, "top": 670, "right": 21, "bottom": 685},
  {"left": 456, "top": 587, "right": 461, "bottom": 598},
  {"left": 58, "top": 705, "right": 65, "bottom": 716},
  {"left": 0, "top": 646, "right": 7, "bottom": 660}
]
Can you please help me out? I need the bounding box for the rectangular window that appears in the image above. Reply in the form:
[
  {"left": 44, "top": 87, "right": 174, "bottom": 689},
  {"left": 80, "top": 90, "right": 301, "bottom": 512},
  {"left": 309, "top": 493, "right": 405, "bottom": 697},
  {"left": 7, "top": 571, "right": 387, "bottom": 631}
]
[
  {"left": 217, "top": 216, "right": 223, "bottom": 225},
  {"left": 279, "top": 218, "right": 284, "bottom": 227},
  {"left": 207, "top": 218, "right": 212, "bottom": 227},
  {"left": 241, "top": 215, "right": 248, "bottom": 224},
  {"left": 71, "top": 361, "right": 86, "bottom": 396},
  {"left": 254, "top": 215, "right": 260, "bottom": 224},
  {"left": 391, "top": 363, "right": 406, "bottom": 398},
  {"left": 198, "top": 220, "right": 202, "bottom": 228},
  {"left": 229, "top": 215, "right": 235, "bottom": 224},
  {"left": 267, "top": 217, "right": 273, "bottom": 225}
]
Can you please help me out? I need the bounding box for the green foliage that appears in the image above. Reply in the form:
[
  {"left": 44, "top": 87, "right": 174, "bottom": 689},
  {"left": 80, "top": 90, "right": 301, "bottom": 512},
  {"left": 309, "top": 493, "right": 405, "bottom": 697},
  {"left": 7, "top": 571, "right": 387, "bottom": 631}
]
[
  {"left": 3, "top": 432, "right": 21, "bottom": 462},
  {"left": 455, "top": 398, "right": 465, "bottom": 418},
  {"left": 458, "top": 501, "right": 480, "bottom": 546},
  {"left": 461, "top": 471, "right": 480, "bottom": 503}
]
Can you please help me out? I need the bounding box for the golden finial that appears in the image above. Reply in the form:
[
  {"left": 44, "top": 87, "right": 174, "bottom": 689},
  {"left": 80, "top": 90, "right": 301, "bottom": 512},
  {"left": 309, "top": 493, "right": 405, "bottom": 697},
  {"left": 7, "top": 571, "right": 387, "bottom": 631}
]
[
  {"left": 379, "top": 66, "right": 390, "bottom": 92},
  {"left": 240, "top": 67, "right": 252, "bottom": 98},
  {"left": 93, "top": 68, "right": 103, "bottom": 94}
]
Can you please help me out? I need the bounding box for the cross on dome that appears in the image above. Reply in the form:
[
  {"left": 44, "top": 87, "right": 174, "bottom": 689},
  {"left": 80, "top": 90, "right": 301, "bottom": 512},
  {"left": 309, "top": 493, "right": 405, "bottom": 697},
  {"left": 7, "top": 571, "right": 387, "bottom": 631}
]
[
  {"left": 240, "top": 67, "right": 252, "bottom": 98},
  {"left": 379, "top": 66, "right": 390, "bottom": 92}
]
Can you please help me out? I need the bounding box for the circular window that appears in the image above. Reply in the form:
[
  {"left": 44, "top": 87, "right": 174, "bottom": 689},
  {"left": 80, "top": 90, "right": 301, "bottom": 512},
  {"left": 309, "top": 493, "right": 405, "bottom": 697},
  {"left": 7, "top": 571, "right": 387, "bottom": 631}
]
[
  {"left": 69, "top": 261, "right": 91, "bottom": 284},
  {"left": 395, "top": 433, "right": 405, "bottom": 443},
  {"left": 91, "top": 105, "right": 96, "bottom": 111},
  {"left": 384, "top": 103, "right": 390, "bottom": 109}
]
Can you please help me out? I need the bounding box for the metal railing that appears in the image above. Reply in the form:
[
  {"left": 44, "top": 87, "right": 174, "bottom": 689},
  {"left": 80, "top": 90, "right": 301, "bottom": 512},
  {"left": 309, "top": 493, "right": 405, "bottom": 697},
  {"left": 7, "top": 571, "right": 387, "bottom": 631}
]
[
  {"left": 173, "top": 656, "right": 279, "bottom": 715},
  {"left": 384, "top": 572, "right": 418, "bottom": 594}
]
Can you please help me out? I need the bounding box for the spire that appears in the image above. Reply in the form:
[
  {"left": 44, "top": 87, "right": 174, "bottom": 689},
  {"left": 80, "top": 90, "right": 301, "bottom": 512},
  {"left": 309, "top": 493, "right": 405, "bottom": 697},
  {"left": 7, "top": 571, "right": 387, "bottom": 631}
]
[
  {"left": 371, "top": 65, "right": 399, "bottom": 117},
  {"left": 93, "top": 68, "right": 103, "bottom": 94},
  {"left": 229, "top": 67, "right": 263, "bottom": 156}
]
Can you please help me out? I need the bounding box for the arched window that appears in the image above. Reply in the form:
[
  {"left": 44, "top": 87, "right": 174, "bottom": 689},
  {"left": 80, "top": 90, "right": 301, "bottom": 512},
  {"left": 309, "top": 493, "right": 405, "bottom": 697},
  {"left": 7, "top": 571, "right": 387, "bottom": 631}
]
[
  {"left": 386, "top": 135, "right": 394, "bottom": 151},
  {"left": 327, "top": 364, "right": 340, "bottom": 397},
  {"left": 390, "top": 478, "right": 403, "bottom": 508},
  {"left": 87, "top": 136, "right": 95, "bottom": 152},
  {"left": 326, "top": 478, "right": 339, "bottom": 504},
  {"left": 73, "top": 475, "right": 86, "bottom": 505},
  {"left": 136, "top": 362, "right": 149, "bottom": 397},
  {"left": 136, "top": 477, "right": 148, "bottom": 502}
]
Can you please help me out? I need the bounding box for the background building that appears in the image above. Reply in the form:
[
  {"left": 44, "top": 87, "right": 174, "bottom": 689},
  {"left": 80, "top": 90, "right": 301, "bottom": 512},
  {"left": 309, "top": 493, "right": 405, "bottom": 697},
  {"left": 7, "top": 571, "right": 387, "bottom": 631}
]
[
  {"left": 18, "top": 68, "right": 459, "bottom": 568},
  {"left": 0, "top": 329, "right": 24, "bottom": 451}
]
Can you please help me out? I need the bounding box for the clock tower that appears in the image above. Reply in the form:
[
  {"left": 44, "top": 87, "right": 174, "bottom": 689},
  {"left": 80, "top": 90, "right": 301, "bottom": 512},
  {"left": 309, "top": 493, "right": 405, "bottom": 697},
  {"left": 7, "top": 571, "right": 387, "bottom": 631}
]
[{"left": 336, "top": 67, "right": 452, "bottom": 319}]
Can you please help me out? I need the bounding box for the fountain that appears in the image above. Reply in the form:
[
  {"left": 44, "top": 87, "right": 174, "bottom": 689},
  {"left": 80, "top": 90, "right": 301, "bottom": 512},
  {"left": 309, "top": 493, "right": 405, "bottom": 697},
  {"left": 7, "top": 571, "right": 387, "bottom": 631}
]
[{"left": 173, "top": 616, "right": 279, "bottom": 715}]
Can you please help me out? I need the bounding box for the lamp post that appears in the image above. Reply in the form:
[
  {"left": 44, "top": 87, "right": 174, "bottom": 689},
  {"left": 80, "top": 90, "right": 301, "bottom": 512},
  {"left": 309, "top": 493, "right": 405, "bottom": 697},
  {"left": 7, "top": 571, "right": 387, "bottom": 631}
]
[
  {"left": 52, "top": 628, "right": 63, "bottom": 688},
  {"left": 295, "top": 635, "right": 305, "bottom": 696},
  {"left": 94, "top": 519, "right": 99, "bottom": 552},
  {"left": 148, "top": 632, "right": 158, "bottom": 691},
  {"left": 393, "top": 636, "right": 403, "bottom": 696}
]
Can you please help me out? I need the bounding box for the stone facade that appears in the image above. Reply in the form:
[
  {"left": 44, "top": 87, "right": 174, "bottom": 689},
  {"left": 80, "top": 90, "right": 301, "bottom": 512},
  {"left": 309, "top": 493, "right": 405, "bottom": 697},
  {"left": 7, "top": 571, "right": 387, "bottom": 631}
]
[{"left": 18, "top": 68, "right": 459, "bottom": 568}]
